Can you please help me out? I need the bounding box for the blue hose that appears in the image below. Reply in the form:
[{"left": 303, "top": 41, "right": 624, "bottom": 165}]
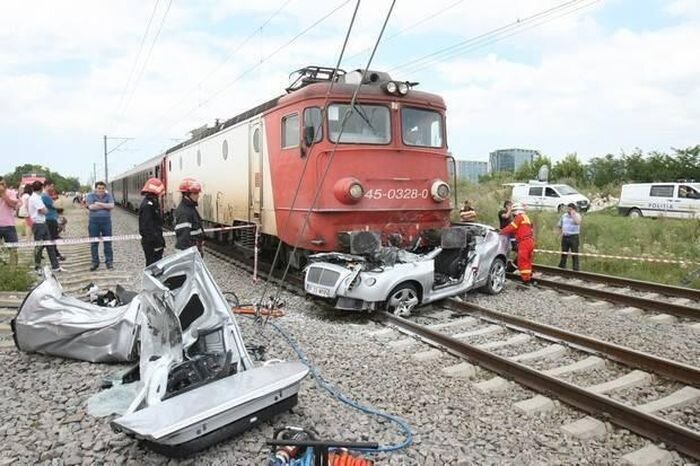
[{"left": 269, "top": 321, "right": 413, "bottom": 454}]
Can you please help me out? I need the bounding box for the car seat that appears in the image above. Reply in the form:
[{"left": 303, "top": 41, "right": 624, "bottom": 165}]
[{"left": 434, "top": 227, "right": 474, "bottom": 281}]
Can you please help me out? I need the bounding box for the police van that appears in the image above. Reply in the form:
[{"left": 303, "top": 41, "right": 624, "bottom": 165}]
[
  {"left": 509, "top": 181, "right": 590, "bottom": 212},
  {"left": 618, "top": 182, "right": 700, "bottom": 218}
]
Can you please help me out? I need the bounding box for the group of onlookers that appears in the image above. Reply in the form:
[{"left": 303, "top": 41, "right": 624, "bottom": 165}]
[
  {"left": 0, "top": 176, "right": 67, "bottom": 271},
  {"left": 0, "top": 173, "right": 206, "bottom": 273}
]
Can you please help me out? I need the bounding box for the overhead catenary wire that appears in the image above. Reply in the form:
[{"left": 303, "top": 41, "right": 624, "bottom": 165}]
[
  {"left": 255, "top": 0, "right": 362, "bottom": 309},
  {"left": 111, "top": 0, "right": 161, "bottom": 132},
  {"left": 120, "top": 0, "right": 174, "bottom": 119},
  {"left": 263, "top": 0, "right": 397, "bottom": 310},
  {"left": 136, "top": 0, "right": 294, "bottom": 138},
  {"left": 150, "top": 0, "right": 352, "bottom": 143},
  {"left": 343, "top": 0, "right": 465, "bottom": 65},
  {"left": 389, "top": 0, "right": 591, "bottom": 74},
  {"left": 401, "top": 0, "right": 600, "bottom": 76}
]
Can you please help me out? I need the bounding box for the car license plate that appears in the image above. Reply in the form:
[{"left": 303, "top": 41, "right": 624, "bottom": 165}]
[{"left": 308, "top": 285, "right": 331, "bottom": 297}]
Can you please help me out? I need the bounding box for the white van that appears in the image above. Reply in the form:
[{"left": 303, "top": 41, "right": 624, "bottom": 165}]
[
  {"left": 618, "top": 182, "right": 700, "bottom": 218},
  {"left": 510, "top": 181, "right": 590, "bottom": 212}
]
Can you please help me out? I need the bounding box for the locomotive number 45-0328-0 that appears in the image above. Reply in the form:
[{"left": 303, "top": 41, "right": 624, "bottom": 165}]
[{"left": 363, "top": 188, "right": 430, "bottom": 200}]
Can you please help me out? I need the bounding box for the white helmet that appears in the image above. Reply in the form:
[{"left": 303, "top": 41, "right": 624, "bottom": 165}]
[{"left": 512, "top": 202, "right": 526, "bottom": 213}]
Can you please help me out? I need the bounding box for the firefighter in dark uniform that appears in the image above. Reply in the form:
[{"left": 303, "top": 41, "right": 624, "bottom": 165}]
[
  {"left": 138, "top": 177, "right": 166, "bottom": 266},
  {"left": 174, "top": 177, "right": 204, "bottom": 253}
]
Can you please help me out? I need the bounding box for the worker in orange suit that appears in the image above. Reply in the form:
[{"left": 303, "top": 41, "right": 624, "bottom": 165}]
[{"left": 499, "top": 202, "right": 535, "bottom": 285}]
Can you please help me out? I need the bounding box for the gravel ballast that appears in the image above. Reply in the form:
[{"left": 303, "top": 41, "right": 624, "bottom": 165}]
[
  {"left": 1, "top": 207, "right": 697, "bottom": 464},
  {"left": 466, "top": 285, "right": 700, "bottom": 366}
]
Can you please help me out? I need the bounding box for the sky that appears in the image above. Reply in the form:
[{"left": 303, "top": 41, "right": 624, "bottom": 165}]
[{"left": 1, "top": 0, "right": 698, "bottom": 183}]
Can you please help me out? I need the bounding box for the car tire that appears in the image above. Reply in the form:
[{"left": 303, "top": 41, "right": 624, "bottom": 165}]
[
  {"left": 482, "top": 258, "right": 506, "bottom": 295},
  {"left": 385, "top": 283, "right": 419, "bottom": 317},
  {"left": 628, "top": 208, "right": 642, "bottom": 218}
]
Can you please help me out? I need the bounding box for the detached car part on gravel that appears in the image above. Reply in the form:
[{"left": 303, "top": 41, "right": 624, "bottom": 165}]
[
  {"left": 12, "top": 248, "right": 308, "bottom": 457},
  {"left": 12, "top": 275, "right": 141, "bottom": 362},
  {"left": 304, "top": 224, "right": 509, "bottom": 315}
]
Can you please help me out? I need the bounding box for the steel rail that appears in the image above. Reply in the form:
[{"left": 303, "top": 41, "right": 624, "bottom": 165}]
[
  {"left": 444, "top": 298, "right": 700, "bottom": 386},
  {"left": 508, "top": 273, "right": 700, "bottom": 319},
  {"left": 534, "top": 264, "right": 700, "bottom": 301},
  {"left": 536, "top": 276, "right": 700, "bottom": 319},
  {"left": 377, "top": 311, "right": 700, "bottom": 460}
]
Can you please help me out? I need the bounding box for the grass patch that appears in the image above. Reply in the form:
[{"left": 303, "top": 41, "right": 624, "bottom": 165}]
[
  {"left": 0, "top": 262, "right": 34, "bottom": 292},
  {"left": 457, "top": 180, "right": 700, "bottom": 287}
]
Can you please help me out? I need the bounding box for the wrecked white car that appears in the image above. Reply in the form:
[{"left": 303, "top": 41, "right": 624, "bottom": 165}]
[
  {"left": 12, "top": 248, "right": 308, "bottom": 457},
  {"left": 304, "top": 224, "right": 509, "bottom": 315}
]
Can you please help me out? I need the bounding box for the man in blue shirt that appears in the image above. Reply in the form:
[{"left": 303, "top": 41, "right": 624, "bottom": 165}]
[
  {"left": 86, "top": 181, "right": 115, "bottom": 270},
  {"left": 41, "top": 179, "right": 65, "bottom": 261},
  {"left": 558, "top": 203, "right": 582, "bottom": 271}
]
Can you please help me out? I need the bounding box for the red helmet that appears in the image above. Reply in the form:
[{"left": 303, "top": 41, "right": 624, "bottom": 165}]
[
  {"left": 178, "top": 177, "right": 202, "bottom": 194},
  {"left": 141, "top": 177, "right": 165, "bottom": 195}
]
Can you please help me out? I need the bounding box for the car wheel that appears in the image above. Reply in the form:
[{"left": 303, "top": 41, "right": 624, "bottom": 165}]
[
  {"left": 628, "top": 208, "right": 642, "bottom": 218},
  {"left": 557, "top": 204, "right": 565, "bottom": 213},
  {"left": 482, "top": 258, "right": 506, "bottom": 295},
  {"left": 385, "top": 283, "right": 419, "bottom": 317}
]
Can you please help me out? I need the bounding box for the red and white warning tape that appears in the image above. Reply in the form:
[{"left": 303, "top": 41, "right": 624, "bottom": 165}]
[
  {"left": 534, "top": 249, "right": 700, "bottom": 266},
  {"left": 2, "top": 224, "right": 261, "bottom": 282},
  {"left": 1, "top": 224, "right": 256, "bottom": 249}
]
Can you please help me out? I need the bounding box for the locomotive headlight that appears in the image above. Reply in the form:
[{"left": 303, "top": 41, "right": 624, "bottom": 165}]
[
  {"left": 334, "top": 177, "right": 365, "bottom": 204},
  {"left": 385, "top": 81, "right": 398, "bottom": 95},
  {"left": 430, "top": 180, "right": 450, "bottom": 202},
  {"left": 349, "top": 183, "right": 364, "bottom": 200},
  {"left": 398, "top": 82, "right": 409, "bottom": 95}
]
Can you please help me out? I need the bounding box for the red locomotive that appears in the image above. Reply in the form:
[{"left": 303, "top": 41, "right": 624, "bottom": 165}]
[{"left": 111, "top": 67, "right": 454, "bottom": 265}]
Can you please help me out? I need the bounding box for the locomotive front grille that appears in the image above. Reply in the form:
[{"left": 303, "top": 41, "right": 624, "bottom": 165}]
[{"left": 306, "top": 266, "right": 341, "bottom": 287}]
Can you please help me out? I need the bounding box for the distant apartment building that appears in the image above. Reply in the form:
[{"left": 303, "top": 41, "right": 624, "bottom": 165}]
[
  {"left": 489, "top": 148, "right": 539, "bottom": 173},
  {"left": 455, "top": 160, "right": 489, "bottom": 183}
]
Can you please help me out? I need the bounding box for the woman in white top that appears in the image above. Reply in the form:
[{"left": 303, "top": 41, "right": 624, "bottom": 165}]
[{"left": 19, "top": 184, "right": 33, "bottom": 240}]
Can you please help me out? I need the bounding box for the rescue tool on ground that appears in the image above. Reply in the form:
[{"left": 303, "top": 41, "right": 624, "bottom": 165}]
[{"left": 110, "top": 66, "right": 455, "bottom": 268}]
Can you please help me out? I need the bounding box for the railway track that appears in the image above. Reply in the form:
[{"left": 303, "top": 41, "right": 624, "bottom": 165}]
[
  {"left": 506, "top": 269, "right": 700, "bottom": 322},
  {"left": 534, "top": 264, "right": 700, "bottom": 301},
  {"left": 200, "top": 240, "right": 700, "bottom": 461},
  {"left": 372, "top": 301, "right": 700, "bottom": 461},
  {"left": 6, "top": 207, "right": 700, "bottom": 461}
]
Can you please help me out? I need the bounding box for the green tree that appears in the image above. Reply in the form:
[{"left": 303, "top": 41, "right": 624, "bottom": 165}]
[
  {"left": 672, "top": 145, "right": 700, "bottom": 181},
  {"left": 644, "top": 151, "right": 679, "bottom": 182},
  {"left": 621, "top": 148, "right": 648, "bottom": 182},
  {"left": 552, "top": 153, "right": 586, "bottom": 184},
  {"left": 587, "top": 154, "right": 625, "bottom": 188},
  {"left": 514, "top": 154, "right": 553, "bottom": 181}
]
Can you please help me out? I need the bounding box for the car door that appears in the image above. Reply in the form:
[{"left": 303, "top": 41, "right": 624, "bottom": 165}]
[
  {"left": 528, "top": 186, "right": 543, "bottom": 209},
  {"left": 677, "top": 184, "right": 700, "bottom": 219},
  {"left": 648, "top": 184, "right": 675, "bottom": 218},
  {"left": 544, "top": 187, "right": 561, "bottom": 210}
]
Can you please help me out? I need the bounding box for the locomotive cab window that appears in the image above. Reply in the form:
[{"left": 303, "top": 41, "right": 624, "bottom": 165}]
[
  {"left": 303, "top": 107, "right": 323, "bottom": 145},
  {"left": 401, "top": 107, "right": 443, "bottom": 148},
  {"left": 282, "top": 113, "right": 299, "bottom": 149},
  {"left": 328, "top": 103, "right": 390, "bottom": 144}
]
